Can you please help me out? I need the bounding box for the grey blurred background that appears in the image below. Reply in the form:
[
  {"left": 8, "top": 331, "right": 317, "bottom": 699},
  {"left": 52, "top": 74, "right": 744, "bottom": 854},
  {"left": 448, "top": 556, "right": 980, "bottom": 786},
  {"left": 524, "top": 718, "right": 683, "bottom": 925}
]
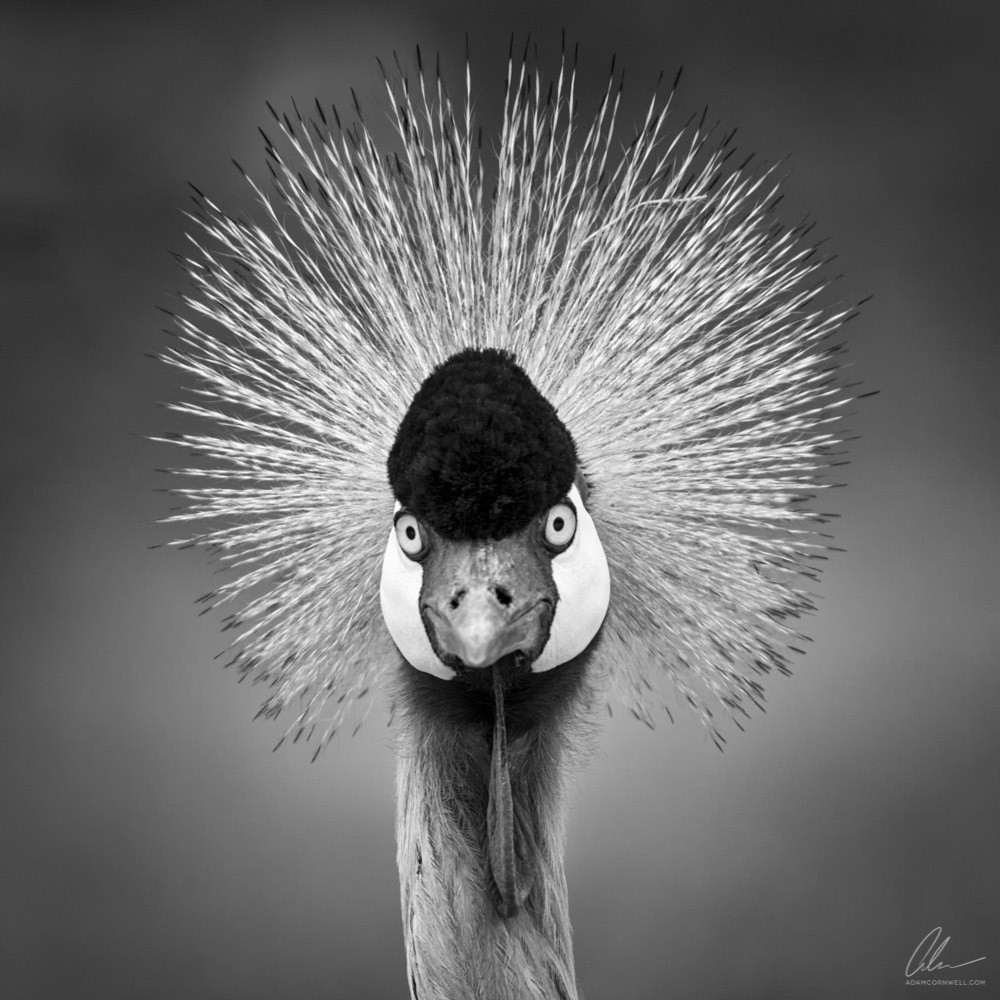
[{"left": 2, "top": 1, "right": 997, "bottom": 998}]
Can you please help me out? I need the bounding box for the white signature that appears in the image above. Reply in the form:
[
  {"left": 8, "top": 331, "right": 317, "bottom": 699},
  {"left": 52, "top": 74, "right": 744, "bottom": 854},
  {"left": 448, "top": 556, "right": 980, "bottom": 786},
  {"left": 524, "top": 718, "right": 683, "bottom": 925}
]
[{"left": 906, "top": 927, "right": 986, "bottom": 977}]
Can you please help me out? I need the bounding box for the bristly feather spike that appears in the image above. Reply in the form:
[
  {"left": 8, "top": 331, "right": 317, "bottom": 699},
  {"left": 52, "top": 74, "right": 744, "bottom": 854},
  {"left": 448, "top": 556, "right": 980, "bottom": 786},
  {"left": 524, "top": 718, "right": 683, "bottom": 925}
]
[{"left": 161, "top": 45, "right": 856, "bottom": 747}]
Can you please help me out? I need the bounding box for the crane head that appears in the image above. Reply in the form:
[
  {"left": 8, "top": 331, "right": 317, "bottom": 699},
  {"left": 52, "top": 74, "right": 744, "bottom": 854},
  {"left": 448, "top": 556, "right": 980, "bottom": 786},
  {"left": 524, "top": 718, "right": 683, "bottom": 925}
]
[{"left": 379, "top": 348, "right": 611, "bottom": 680}]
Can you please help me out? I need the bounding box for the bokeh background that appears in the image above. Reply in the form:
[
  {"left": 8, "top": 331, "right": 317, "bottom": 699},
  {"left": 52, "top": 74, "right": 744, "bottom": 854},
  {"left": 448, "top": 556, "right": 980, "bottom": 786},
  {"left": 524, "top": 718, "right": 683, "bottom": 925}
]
[{"left": 3, "top": 1, "right": 997, "bottom": 998}]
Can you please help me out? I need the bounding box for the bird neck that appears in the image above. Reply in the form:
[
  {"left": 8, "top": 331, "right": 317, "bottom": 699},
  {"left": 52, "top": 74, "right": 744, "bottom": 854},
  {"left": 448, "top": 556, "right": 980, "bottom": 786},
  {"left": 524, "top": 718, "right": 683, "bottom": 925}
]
[{"left": 394, "top": 658, "right": 589, "bottom": 1000}]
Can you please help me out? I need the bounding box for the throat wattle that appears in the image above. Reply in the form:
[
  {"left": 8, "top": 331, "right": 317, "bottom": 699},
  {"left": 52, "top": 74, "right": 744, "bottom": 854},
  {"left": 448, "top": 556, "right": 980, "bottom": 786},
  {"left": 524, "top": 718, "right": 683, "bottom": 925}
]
[{"left": 488, "top": 667, "right": 537, "bottom": 918}]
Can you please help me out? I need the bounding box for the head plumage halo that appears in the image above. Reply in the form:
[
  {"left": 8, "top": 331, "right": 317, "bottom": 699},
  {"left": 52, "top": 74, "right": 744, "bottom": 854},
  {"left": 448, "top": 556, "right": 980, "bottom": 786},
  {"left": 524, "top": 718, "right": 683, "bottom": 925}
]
[{"left": 158, "top": 43, "right": 852, "bottom": 755}]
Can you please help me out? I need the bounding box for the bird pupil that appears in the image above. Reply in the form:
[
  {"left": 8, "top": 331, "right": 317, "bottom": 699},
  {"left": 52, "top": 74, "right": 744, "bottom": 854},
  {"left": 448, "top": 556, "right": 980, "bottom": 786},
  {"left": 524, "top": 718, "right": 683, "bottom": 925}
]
[
  {"left": 406, "top": 526, "right": 416, "bottom": 540},
  {"left": 553, "top": 517, "right": 564, "bottom": 532}
]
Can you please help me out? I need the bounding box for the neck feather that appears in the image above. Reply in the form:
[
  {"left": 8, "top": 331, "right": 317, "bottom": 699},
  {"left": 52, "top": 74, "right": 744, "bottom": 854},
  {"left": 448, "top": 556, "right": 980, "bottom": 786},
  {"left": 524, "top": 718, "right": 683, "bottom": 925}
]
[{"left": 394, "top": 658, "right": 590, "bottom": 1000}]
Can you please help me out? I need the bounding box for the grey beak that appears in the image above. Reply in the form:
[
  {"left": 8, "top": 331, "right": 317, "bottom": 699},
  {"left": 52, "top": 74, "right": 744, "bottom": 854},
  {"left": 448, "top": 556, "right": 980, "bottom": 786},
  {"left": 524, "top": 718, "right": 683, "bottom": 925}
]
[
  {"left": 418, "top": 528, "right": 558, "bottom": 671},
  {"left": 431, "top": 587, "right": 550, "bottom": 668}
]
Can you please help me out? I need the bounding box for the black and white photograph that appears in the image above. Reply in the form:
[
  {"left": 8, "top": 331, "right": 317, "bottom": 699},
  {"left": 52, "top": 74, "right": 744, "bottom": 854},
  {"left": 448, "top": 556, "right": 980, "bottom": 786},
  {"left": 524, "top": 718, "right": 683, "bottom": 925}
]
[{"left": 3, "top": 2, "right": 997, "bottom": 998}]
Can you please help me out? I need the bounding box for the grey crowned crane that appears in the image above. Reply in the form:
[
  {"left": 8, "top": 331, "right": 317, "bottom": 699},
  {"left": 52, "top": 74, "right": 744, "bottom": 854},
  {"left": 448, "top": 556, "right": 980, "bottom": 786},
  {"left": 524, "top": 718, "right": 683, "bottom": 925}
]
[{"left": 160, "top": 44, "right": 853, "bottom": 1000}]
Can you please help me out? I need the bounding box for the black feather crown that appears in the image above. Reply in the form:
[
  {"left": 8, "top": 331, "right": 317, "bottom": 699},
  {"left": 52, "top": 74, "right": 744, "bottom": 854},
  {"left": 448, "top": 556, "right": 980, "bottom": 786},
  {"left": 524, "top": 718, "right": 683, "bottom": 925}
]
[{"left": 387, "top": 349, "right": 577, "bottom": 540}]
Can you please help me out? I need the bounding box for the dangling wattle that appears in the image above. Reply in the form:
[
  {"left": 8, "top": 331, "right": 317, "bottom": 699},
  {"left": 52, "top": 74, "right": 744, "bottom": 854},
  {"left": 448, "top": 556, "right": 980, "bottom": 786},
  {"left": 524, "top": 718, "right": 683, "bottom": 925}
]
[{"left": 488, "top": 663, "right": 537, "bottom": 917}]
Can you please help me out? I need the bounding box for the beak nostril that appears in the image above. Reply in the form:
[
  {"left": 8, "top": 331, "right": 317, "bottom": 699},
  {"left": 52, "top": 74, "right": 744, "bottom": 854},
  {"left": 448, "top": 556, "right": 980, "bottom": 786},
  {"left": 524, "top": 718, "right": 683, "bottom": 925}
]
[
  {"left": 449, "top": 588, "right": 466, "bottom": 611},
  {"left": 493, "top": 585, "right": 513, "bottom": 607}
]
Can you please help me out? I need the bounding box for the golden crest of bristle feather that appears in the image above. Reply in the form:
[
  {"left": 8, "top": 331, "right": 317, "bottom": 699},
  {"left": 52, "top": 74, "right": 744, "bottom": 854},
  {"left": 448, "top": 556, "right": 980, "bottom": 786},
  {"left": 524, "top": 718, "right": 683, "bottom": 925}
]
[{"left": 158, "top": 48, "right": 850, "bottom": 751}]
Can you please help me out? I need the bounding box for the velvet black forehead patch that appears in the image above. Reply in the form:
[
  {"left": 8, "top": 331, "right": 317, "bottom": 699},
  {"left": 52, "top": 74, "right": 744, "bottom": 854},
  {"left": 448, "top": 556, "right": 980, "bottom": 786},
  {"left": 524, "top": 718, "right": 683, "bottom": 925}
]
[{"left": 387, "top": 348, "right": 577, "bottom": 540}]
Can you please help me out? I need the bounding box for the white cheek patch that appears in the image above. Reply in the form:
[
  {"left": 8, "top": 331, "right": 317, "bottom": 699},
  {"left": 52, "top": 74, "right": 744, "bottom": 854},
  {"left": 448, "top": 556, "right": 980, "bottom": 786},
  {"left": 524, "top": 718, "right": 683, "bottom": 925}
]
[
  {"left": 532, "top": 483, "right": 611, "bottom": 672},
  {"left": 379, "top": 505, "right": 456, "bottom": 680}
]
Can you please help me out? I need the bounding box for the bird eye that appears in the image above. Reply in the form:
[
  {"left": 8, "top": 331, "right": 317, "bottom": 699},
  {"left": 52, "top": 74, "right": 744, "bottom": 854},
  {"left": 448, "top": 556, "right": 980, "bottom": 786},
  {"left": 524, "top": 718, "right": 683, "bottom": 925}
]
[
  {"left": 543, "top": 501, "right": 577, "bottom": 552},
  {"left": 394, "top": 512, "right": 426, "bottom": 560}
]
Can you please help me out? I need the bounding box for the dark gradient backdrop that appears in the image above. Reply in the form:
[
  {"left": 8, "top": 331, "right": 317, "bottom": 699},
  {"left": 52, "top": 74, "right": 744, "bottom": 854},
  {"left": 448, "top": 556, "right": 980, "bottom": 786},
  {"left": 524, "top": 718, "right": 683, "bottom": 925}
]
[{"left": 2, "top": 2, "right": 997, "bottom": 998}]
